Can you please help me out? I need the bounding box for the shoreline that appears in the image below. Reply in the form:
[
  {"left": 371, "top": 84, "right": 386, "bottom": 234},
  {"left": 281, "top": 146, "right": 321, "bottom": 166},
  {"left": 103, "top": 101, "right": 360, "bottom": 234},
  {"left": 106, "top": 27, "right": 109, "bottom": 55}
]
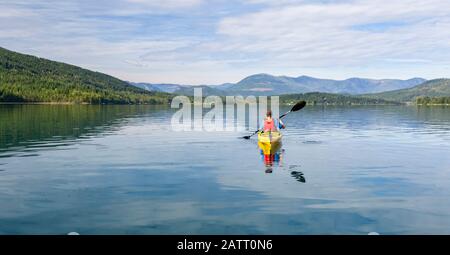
[
  {"left": 1, "top": 102, "right": 449, "bottom": 106},
  {"left": 416, "top": 104, "right": 450, "bottom": 106},
  {"left": 0, "top": 102, "right": 87, "bottom": 105},
  {"left": 0, "top": 102, "right": 168, "bottom": 105}
]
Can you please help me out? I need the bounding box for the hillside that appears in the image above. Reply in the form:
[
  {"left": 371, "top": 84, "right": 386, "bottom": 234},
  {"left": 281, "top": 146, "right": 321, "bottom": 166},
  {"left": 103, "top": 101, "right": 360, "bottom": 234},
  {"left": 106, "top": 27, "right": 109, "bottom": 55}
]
[
  {"left": 1, "top": 46, "right": 439, "bottom": 105},
  {"left": 0, "top": 47, "right": 172, "bottom": 104},
  {"left": 130, "top": 73, "right": 426, "bottom": 96},
  {"left": 362, "top": 79, "right": 450, "bottom": 102},
  {"left": 279, "top": 92, "right": 400, "bottom": 105},
  {"left": 227, "top": 74, "right": 426, "bottom": 95}
]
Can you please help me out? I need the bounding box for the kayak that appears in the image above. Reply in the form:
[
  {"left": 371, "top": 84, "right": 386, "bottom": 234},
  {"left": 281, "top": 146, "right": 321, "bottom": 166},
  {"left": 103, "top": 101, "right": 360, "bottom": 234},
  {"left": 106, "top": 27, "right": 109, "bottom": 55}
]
[{"left": 258, "top": 131, "right": 282, "bottom": 155}]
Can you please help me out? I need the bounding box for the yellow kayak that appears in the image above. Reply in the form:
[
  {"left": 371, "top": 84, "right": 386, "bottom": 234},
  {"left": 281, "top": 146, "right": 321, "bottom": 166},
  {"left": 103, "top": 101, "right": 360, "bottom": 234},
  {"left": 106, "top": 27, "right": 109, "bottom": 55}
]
[{"left": 258, "top": 131, "right": 282, "bottom": 155}]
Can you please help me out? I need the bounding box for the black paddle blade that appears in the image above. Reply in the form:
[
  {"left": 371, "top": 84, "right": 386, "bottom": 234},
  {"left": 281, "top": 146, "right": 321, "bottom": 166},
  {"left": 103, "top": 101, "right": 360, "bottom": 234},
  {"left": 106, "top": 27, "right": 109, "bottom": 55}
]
[
  {"left": 242, "top": 135, "right": 251, "bottom": 139},
  {"left": 291, "top": 101, "right": 306, "bottom": 112}
]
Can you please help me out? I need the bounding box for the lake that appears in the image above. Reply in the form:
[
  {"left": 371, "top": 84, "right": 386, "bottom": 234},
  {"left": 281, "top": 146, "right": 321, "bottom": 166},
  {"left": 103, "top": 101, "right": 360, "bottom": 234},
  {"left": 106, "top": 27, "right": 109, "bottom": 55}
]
[{"left": 0, "top": 104, "right": 450, "bottom": 234}]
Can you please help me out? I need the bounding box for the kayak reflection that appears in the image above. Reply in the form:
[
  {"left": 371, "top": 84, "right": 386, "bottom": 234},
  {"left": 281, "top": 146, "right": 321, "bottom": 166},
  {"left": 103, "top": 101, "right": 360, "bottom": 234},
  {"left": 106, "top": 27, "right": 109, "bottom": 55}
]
[
  {"left": 256, "top": 131, "right": 306, "bottom": 182},
  {"left": 257, "top": 131, "right": 283, "bottom": 173},
  {"left": 260, "top": 150, "right": 284, "bottom": 172}
]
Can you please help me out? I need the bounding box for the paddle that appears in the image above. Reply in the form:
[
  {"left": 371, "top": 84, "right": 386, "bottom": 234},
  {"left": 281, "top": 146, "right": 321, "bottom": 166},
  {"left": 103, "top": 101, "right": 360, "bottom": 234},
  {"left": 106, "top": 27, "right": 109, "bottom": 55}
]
[{"left": 242, "top": 101, "right": 306, "bottom": 139}]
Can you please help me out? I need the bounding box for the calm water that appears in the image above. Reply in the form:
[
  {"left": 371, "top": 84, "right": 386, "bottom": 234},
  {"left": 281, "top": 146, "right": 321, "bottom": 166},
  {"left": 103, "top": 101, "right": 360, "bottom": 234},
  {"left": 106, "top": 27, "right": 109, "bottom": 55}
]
[{"left": 1, "top": 105, "right": 450, "bottom": 234}]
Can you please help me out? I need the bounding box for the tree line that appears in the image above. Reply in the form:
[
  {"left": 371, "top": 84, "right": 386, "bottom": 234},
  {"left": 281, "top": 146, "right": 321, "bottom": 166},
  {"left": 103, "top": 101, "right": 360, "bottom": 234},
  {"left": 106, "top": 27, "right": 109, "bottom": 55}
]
[
  {"left": 416, "top": 96, "right": 450, "bottom": 105},
  {"left": 0, "top": 47, "right": 172, "bottom": 104}
]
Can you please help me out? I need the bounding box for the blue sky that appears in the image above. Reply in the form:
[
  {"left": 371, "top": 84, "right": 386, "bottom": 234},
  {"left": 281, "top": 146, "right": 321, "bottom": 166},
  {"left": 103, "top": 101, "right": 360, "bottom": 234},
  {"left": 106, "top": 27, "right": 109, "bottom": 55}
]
[{"left": 1, "top": 0, "right": 449, "bottom": 84}]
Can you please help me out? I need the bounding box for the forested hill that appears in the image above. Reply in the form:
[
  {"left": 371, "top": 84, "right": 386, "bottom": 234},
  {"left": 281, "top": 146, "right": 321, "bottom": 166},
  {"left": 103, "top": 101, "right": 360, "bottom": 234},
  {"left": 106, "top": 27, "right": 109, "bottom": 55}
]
[
  {"left": 279, "top": 92, "right": 400, "bottom": 105},
  {"left": 362, "top": 79, "right": 450, "bottom": 102},
  {"left": 0, "top": 47, "right": 171, "bottom": 104}
]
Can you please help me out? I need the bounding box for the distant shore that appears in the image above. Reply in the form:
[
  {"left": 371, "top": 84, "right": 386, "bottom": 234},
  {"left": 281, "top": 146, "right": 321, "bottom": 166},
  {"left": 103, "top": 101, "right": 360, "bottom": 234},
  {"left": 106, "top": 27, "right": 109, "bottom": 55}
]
[
  {"left": 1, "top": 101, "right": 449, "bottom": 106},
  {"left": 416, "top": 104, "right": 450, "bottom": 106},
  {"left": 0, "top": 102, "right": 87, "bottom": 105},
  {"left": 0, "top": 102, "right": 168, "bottom": 105}
]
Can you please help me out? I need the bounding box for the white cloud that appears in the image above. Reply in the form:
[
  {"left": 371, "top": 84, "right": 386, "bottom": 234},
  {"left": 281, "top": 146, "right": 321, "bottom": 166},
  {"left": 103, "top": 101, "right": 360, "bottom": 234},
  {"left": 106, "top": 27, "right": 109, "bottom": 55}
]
[
  {"left": 1, "top": 0, "right": 450, "bottom": 84},
  {"left": 126, "top": 0, "right": 203, "bottom": 9},
  {"left": 244, "top": 0, "right": 306, "bottom": 5},
  {"left": 216, "top": 0, "right": 450, "bottom": 71}
]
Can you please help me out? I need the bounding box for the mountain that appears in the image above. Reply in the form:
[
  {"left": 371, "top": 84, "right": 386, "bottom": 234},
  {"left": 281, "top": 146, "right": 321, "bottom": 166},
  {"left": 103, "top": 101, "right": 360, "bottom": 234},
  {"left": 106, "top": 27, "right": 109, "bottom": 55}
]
[
  {"left": 128, "top": 82, "right": 185, "bottom": 93},
  {"left": 171, "top": 85, "right": 227, "bottom": 96},
  {"left": 215, "top": 83, "right": 235, "bottom": 90},
  {"left": 130, "top": 73, "right": 426, "bottom": 96},
  {"left": 224, "top": 74, "right": 426, "bottom": 95},
  {"left": 0, "top": 47, "right": 171, "bottom": 104},
  {"left": 128, "top": 82, "right": 226, "bottom": 96},
  {"left": 2, "top": 46, "right": 433, "bottom": 104},
  {"left": 362, "top": 79, "right": 450, "bottom": 102},
  {"left": 330, "top": 77, "right": 426, "bottom": 94},
  {"left": 225, "top": 74, "right": 301, "bottom": 95}
]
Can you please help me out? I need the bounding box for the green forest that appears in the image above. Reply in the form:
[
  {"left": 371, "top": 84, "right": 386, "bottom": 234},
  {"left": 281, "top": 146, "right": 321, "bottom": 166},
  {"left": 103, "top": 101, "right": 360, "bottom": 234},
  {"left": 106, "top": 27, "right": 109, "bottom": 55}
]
[
  {"left": 279, "top": 92, "right": 400, "bottom": 105},
  {"left": 362, "top": 79, "right": 450, "bottom": 103},
  {"left": 416, "top": 96, "right": 450, "bottom": 105},
  {"left": 1, "top": 47, "right": 450, "bottom": 106},
  {"left": 0, "top": 47, "right": 172, "bottom": 104}
]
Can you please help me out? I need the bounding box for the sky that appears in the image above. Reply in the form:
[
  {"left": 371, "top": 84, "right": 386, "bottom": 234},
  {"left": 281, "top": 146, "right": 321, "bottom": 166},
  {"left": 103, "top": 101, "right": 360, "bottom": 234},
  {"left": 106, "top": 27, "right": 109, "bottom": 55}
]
[{"left": 1, "top": 0, "right": 450, "bottom": 84}]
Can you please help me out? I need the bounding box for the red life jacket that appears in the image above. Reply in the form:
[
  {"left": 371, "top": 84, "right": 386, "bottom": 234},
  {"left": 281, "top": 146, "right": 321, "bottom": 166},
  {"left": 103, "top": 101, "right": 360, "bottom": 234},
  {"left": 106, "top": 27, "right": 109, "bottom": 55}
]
[{"left": 263, "top": 118, "right": 276, "bottom": 132}]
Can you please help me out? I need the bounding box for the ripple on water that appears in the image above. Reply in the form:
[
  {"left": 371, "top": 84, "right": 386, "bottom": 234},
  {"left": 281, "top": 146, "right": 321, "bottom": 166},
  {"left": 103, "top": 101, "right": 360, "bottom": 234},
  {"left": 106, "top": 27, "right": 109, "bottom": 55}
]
[
  {"left": 18, "top": 154, "right": 40, "bottom": 158},
  {"left": 302, "top": 140, "right": 323, "bottom": 144},
  {"left": 0, "top": 153, "right": 17, "bottom": 158},
  {"left": 357, "top": 165, "right": 403, "bottom": 170}
]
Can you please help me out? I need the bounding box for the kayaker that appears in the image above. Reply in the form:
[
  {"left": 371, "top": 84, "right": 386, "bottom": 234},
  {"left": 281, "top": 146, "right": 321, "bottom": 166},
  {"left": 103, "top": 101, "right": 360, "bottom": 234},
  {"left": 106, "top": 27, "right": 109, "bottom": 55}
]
[{"left": 262, "top": 110, "right": 285, "bottom": 132}]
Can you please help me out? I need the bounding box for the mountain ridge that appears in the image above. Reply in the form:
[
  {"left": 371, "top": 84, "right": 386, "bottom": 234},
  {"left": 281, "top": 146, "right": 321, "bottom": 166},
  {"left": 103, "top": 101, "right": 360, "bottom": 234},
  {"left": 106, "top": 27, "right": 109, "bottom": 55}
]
[
  {"left": 131, "top": 73, "right": 427, "bottom": 96},
  {"left": 362, "top": 79, "right": 450, "bottom": 102},
  {"left": 2, "top": 46, "right": 447, "bottom": 105}
]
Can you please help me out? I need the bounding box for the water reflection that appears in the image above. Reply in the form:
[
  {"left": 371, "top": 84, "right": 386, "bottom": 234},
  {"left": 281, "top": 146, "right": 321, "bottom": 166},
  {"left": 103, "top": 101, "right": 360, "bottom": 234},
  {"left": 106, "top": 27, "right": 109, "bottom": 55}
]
[
  {"left": 257, "top": 131, "right": 283, "bottom": 173},
  {"left": 0, "top": 105, "right": 171, "bottom": 157},
  {"left": 290, "top": 171, "right": 306, "bottom": 183},
  {"left": 261, "top": 151, "right": 283, "bottom": 173},
  {"left": 0, "top": 105, "right": 449, "bottom": 234},
  {"left": 256, "top": 131, "right": 308, "bottom": 182}
]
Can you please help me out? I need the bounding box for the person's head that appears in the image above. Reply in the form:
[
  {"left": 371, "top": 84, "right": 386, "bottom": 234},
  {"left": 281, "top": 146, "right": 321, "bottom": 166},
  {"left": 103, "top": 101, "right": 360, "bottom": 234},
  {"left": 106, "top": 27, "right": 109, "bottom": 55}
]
[{"left": 266, "top": 110, "right": 272, "bottom": 118}]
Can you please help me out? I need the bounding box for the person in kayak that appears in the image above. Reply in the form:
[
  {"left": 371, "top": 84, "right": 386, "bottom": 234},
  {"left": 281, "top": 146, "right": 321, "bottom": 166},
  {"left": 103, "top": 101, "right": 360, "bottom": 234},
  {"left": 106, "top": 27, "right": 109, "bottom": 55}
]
[{"left": 262, "top": 110, "right": 285, "bottom": 132}]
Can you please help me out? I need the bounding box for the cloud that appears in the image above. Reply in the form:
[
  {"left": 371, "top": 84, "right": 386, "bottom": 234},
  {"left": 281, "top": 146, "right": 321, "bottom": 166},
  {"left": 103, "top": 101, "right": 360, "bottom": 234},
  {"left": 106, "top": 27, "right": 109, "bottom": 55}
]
[
  {"left": 1, "top": 0, "right": 449, "bottom": 84},
  {"left": 126, "top": 0, "right": 203, "bottom": 9},
  {"left": 244, "top": 0, "right": 307, "bottom": 6},
  {"left": 216, "top": 0, "right": 450, "bottom": 68}
]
